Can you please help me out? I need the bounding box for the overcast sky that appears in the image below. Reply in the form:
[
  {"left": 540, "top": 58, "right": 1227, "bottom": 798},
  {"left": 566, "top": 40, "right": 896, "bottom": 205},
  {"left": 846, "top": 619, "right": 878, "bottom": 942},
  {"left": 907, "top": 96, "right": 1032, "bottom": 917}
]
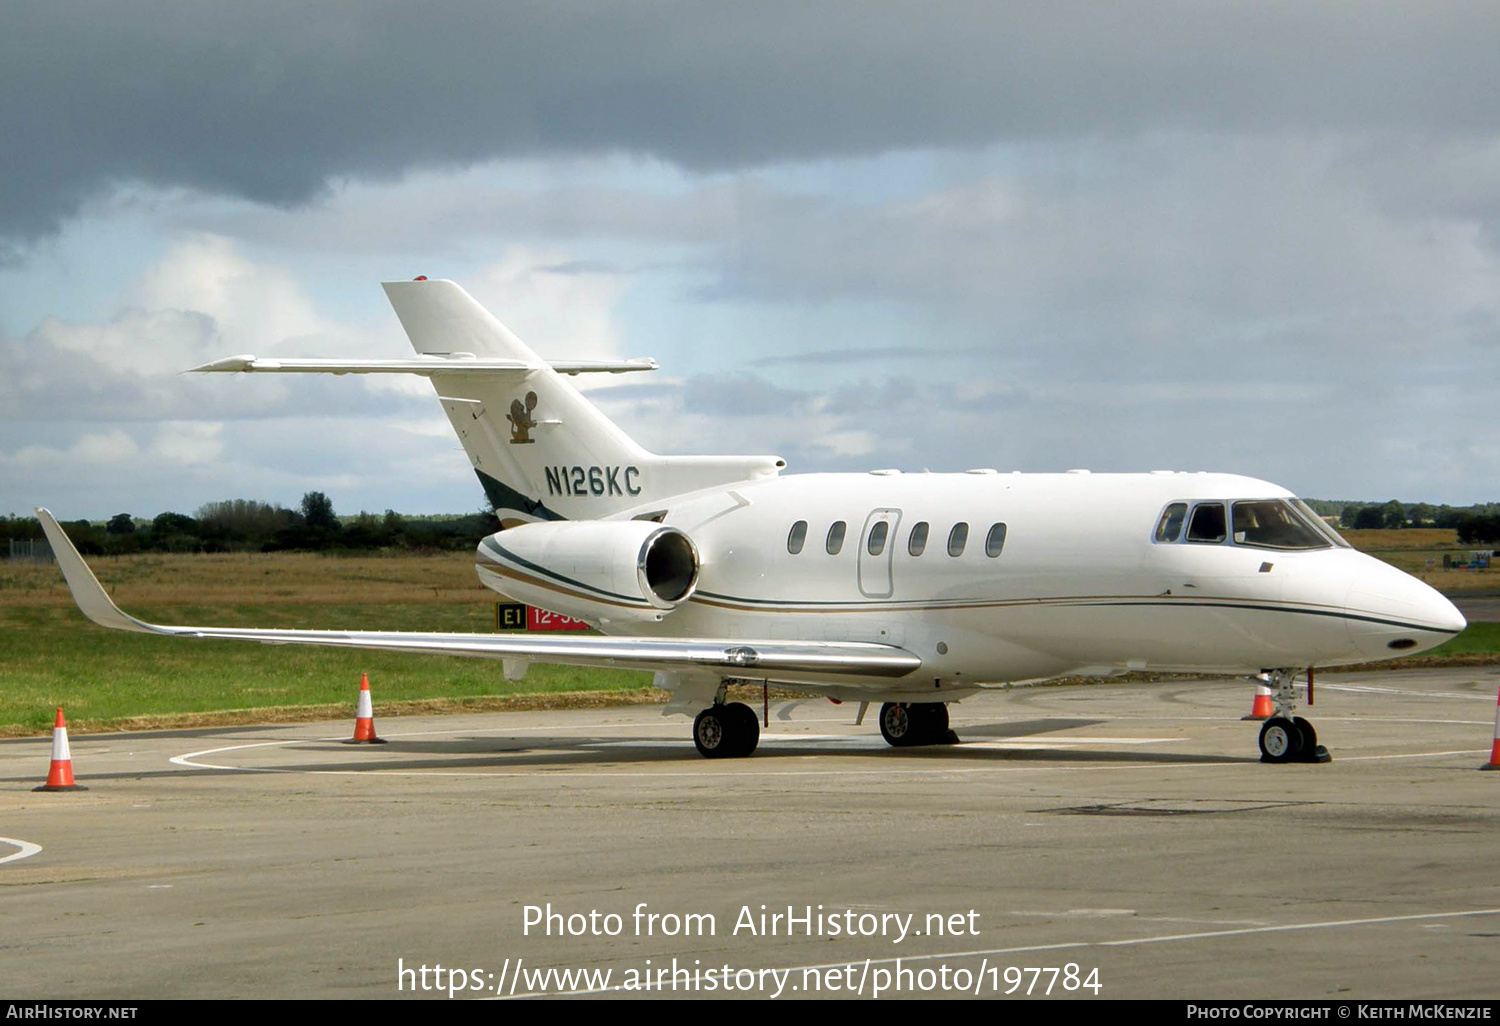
[{"left": 3, "top": 2, "right": 1498, "bottom": 520}]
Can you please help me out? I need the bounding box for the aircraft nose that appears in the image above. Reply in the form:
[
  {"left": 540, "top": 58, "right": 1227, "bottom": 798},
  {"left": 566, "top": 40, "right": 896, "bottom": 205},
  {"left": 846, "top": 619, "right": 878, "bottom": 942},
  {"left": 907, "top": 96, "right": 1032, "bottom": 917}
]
[
  {"left": 1429, "top": 592, "right": 1468, "bottom": 635},
  {"left": 1402, "top": 586, "right": 1468, "bottom": 637},
  {"left": 1346, "top": 558, "right": 1466, "bottom": 656}
]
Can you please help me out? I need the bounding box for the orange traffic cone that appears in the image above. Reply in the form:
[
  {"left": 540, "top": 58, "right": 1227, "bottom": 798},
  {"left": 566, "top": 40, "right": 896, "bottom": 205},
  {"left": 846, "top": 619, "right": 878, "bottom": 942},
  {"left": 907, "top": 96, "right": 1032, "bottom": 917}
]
[
  {"left": 34, "top": 708, "right": 87, "bottom": 791},
  {"left": 1483, "top": 687, "right": 1500, "bottom": 771},
  {"left": 1243, "top": 682, "right": 1275, "bottom": 721},
  {"left": 344, "top": 673, "right": 387, "bottom": 745}
]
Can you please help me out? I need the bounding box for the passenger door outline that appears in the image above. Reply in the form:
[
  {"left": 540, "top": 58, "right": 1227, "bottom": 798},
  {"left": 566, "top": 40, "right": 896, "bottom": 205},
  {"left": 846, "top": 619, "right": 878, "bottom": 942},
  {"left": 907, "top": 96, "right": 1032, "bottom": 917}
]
[{"left": 857, "top": 507, "right": 902, "bottom": 599}]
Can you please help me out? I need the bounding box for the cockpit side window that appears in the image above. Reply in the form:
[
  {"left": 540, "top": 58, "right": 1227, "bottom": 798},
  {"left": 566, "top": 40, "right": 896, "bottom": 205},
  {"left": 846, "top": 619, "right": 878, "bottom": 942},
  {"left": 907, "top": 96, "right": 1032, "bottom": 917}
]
[
  {"left": 1186, "top": 502, "right": 1227, "bottom": 544},
  {"left": 1231, "top": 500, "right": 1332, "bottom": 550},
  {"left": 1154, "top": 502, "right": 1188, "bottom": 543}
]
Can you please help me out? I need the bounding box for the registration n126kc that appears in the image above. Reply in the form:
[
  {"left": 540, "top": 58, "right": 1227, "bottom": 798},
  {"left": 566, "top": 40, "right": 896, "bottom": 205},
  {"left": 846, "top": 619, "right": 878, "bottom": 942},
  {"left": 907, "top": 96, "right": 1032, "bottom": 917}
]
[{"left": 37, "top": 278, "right": 1466, "bottom": 761}]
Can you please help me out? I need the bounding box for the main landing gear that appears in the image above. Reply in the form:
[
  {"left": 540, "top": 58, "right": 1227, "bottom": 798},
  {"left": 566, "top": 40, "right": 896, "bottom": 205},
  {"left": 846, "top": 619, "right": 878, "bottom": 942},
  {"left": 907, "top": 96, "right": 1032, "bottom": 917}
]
[
  {"left": 878, "top": 702, "right": 959, "bottom": 748},
  {"left": 1256, "top": 669, "right": 1331, "bottom": 764},
  {"left": 693, "top": 702, "right": 760, "bottom": 759}
]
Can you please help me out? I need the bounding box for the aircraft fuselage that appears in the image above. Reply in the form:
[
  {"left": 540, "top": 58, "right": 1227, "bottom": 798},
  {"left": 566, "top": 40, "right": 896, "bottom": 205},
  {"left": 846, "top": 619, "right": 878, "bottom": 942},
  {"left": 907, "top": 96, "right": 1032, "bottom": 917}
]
[{"left": 507, "top": 470, "right": 1465, "bottom": 691}]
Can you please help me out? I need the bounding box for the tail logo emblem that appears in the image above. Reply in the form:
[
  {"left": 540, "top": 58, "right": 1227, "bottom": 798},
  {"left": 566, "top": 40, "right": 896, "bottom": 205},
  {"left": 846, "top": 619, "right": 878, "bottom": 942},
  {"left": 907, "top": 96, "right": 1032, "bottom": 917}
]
[{"left": 507, "top": 392, "right": 539, "bottom": 444}]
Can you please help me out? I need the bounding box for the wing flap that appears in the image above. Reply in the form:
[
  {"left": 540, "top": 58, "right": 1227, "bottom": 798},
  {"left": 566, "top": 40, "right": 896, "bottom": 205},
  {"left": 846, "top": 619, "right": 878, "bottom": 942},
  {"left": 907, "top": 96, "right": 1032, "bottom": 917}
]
[{"left": 35, "top": 510, "right": 920, "bottom": 681}]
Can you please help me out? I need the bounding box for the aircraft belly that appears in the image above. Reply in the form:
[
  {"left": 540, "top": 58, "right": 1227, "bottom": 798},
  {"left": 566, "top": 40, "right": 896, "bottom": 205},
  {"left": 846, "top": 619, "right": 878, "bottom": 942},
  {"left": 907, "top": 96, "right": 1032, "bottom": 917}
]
[{"left": 962, "top": 598, "right": 1362, "bottom": 673}]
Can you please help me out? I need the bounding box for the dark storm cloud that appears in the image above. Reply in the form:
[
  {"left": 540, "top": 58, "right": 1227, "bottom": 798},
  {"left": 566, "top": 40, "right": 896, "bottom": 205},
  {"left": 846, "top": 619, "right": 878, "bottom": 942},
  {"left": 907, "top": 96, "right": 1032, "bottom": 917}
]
[{"left": 5, "top": 1, "right": 1500, "bottom": 239}]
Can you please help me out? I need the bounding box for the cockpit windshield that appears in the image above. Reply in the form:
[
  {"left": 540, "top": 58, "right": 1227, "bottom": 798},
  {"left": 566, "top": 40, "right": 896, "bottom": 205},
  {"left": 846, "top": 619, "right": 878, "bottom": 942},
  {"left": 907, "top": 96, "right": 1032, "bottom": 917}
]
[
  {"left": 1153, "top": 498, "right": 1347, "bottom": 550},
  {"left": 1230, "top": 500, "right": 1333, "bottom": 550},
  {"left": 1290, "top": 497, "right": 1352, "bottom": 548}
]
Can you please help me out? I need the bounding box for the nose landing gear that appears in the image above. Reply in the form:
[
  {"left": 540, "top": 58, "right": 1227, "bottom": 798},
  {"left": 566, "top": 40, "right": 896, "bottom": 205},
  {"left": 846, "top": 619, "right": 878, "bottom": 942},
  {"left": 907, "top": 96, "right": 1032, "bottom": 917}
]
[{"left": 1256, "top": 670, "right": 1330, "bottom": 764}]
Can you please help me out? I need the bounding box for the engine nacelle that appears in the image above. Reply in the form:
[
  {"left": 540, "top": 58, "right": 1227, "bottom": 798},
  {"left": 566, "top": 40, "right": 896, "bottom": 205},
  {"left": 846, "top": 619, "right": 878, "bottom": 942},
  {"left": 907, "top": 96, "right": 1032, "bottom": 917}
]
[{"left": 475, "top": 520, "right": 700, "bottom": 624}]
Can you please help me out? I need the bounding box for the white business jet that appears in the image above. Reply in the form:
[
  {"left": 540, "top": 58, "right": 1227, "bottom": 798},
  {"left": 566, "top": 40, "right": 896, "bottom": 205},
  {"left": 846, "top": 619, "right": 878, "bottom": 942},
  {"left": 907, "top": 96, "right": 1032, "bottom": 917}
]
[{"left": 36, "top": 278, "right": 1466, "bottom": 762}]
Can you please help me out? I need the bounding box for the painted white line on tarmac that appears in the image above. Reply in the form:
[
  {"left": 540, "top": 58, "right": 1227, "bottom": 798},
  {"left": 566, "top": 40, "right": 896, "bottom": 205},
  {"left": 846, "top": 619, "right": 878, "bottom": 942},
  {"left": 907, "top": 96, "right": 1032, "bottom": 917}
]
[
  {"left": 0, "top": 837, "right": 43, "bottom": 866},
  {"left": 168, "top": 735, "right": 1173, "bottom": 779},
  {"left": 1318, "top": 683, "right": 1494, "bottom": 701},
  {"left": 970, "top": 737, "right": 1183, "bottom": 747},
  {"left": 170, "top": 738, "right": 331, "bottom": 770},
  {"left": 581, "top": 736, "right": 1183, "bottom": 750},
  {"left": 165, "top": 704, "right": 1479, "bottom": 777},
  {"left": 1337, "top": 749, "right": 1490, "bottom": 762},
  {"left": 174, "top": 728, "right": 1191, "bottom": 772},
  {"left": 1313, "top": 717, "right": 1494, "bottom": 726},
  {"left": 378, "top": 721, "right": 696, "bottom": 736}
]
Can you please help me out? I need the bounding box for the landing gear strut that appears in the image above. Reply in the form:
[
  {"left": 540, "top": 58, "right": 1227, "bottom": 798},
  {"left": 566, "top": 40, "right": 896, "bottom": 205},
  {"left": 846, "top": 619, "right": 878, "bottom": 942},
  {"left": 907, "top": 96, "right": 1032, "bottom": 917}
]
[
  {"left": 878, "top": 702, "right": 958, "bottom": 747},
  {"left": 1256, "top": 669, "right": 1330, "bottom": 764},
  {"left": 693, "top": 702, "right": 760, "bottom": 758}
]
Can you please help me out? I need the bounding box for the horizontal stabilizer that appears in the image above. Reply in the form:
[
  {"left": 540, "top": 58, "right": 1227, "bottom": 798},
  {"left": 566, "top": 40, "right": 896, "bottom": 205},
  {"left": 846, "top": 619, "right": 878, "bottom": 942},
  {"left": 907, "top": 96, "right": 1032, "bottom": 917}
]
[
  {"left": 188, "top": 356, "right": 658, "bottom": 375},
  {"left": 188, "top": 278, "right": 783, "bottom": 520}
]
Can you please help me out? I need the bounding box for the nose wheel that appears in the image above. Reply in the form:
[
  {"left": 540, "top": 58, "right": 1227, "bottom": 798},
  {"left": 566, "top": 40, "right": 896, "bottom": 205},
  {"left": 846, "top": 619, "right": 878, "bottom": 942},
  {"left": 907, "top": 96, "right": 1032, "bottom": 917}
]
[{"left": 1255, "top": 671, "right": 1331, "bottom": 764}]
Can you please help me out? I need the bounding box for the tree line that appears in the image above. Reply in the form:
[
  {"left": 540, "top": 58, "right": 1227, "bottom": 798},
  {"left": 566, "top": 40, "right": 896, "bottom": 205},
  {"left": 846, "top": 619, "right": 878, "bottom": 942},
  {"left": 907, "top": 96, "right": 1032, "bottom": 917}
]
[
  {"left": 7, "top": 493, "right": 1500, "bottom": 554},
  {"left": 1, "top": 493, "right": 498, "bottom": 555},
  {"left": 1341, "top": 500, "right": 1500, "bottom": 539},
  {"left": 1304, "top": 499, "right": 1500, "bottom": 543}
]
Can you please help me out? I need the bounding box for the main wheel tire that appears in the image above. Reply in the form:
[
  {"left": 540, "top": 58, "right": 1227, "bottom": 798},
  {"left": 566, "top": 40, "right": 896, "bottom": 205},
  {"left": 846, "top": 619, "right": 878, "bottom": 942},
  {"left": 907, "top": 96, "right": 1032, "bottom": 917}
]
[
  {"left": 1292, "top": 716, "right": 1318, "bottom": 757},
  {"left": 1259, "top": 716, "right": 1305, "bottom": 764},
  {"left": 879, "top": 702, "right": 916, "bottom": 746},
  {"left": 726, "top": 702, "right": 760, "bottom": 757},
  {"left": 694, "top": 707, "right": 733, "bottom": 759},
  {"left": 910, "top": 702, "right": 949, "bottom": 744}
]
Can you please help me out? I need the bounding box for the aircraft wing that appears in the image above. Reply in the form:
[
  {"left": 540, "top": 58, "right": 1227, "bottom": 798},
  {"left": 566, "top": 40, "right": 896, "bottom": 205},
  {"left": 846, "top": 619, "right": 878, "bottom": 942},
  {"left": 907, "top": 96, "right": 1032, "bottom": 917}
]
[{"left": 34, "top": 510, "right": 921, "bottom": 681}]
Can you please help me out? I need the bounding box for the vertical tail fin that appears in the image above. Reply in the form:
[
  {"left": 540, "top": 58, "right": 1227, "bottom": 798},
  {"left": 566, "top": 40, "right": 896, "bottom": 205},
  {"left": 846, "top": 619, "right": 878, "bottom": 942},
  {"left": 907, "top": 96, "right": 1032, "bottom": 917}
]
[{"left": 382, "top": 279, "right": 782, "bottom": 522}]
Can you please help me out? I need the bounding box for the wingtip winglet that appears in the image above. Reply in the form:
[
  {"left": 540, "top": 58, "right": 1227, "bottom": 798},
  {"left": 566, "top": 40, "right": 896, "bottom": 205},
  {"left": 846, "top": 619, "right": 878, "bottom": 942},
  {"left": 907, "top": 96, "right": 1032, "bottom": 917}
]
[{"left": 33, "top": 508, "right": 158, "bottom": 634}]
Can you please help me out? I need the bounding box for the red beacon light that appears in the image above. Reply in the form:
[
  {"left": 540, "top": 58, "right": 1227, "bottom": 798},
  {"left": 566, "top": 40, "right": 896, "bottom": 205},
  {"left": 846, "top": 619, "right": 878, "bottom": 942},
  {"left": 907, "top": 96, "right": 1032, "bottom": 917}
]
[{"left": 413, "top": 275, "right": 428, "bottom": 281}]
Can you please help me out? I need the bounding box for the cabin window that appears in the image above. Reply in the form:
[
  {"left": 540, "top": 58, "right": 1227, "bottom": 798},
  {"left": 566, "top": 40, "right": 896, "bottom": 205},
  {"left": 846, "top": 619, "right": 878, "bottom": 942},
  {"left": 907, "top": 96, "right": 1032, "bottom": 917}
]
[
  {"left": 908, "top": 521, "right": 929, "bottom": 556},
  {"left": 1154, "top": 502, "right": 1188, "bottom": 543},
  {"left": 1231, "top": 500, "right": 1331, "bottom": 551},
  {"left": 826, "top": 521, "right": 847, "bottom": 555},
  {"left": 947, "top": 522, "right": 969, "bottom": 557},
  {"left": 867, "top": 521, "right": 889, "bottom": 556},
  {"left": 787, "top": 520, "right": 807, "bottom": 554},
  {"left": 985, "top": 522, "right": 1007, "bottom": 557},
  {"left": 1186, "top": 502, "right": 1227, "bottom": 544}
]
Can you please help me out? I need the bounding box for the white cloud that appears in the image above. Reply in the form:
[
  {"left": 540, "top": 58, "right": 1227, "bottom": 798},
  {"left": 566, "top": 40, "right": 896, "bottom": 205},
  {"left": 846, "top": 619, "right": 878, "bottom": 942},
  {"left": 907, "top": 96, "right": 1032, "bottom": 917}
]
[
  {"left": 138, "top": 234, "right": 328, "bottom": 350},
  {"left": 3, "top": 429, "right": 140, "bottom": 470},
  {"left": 150, "top": 421, "right": 223, "bottom": 465},
  {"left": 467, "top": 247, "right": 630, "bottom": 364}
]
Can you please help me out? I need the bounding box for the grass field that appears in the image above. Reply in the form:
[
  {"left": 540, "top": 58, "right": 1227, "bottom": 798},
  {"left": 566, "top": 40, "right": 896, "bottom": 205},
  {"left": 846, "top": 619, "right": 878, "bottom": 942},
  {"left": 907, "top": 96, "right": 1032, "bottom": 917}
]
[
  {"left": 0, "top": 552, "right": 652, "bottom": 736},
  {"left": 1417, "top": 621, "right": 1500, "bottom": 658},
  {"left": 2, "top": 538, "right": 1496, "bottom": 736},
  {"left": 1339, "top": 528, "right": 1499, "bottom": 593}
]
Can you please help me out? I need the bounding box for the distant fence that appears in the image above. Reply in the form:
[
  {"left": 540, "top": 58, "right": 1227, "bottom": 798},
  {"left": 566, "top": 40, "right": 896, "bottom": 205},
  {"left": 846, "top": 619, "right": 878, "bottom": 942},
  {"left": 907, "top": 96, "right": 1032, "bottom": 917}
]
[{"left": 8, "top": 539, "right": 54, "bottom": 564}]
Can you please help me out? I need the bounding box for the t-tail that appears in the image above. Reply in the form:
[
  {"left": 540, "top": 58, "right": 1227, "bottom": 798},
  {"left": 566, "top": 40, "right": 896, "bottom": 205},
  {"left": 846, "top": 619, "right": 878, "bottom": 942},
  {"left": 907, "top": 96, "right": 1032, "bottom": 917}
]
[{"left": 192, "top": 279, "right": 785, "bottom": 523}]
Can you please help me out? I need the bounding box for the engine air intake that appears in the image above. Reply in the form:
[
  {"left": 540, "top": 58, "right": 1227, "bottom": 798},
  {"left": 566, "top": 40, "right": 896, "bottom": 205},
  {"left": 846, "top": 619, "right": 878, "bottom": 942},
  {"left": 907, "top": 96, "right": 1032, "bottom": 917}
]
[{"left": 641, "top": 528, "right": 699, "bottom": 605}]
